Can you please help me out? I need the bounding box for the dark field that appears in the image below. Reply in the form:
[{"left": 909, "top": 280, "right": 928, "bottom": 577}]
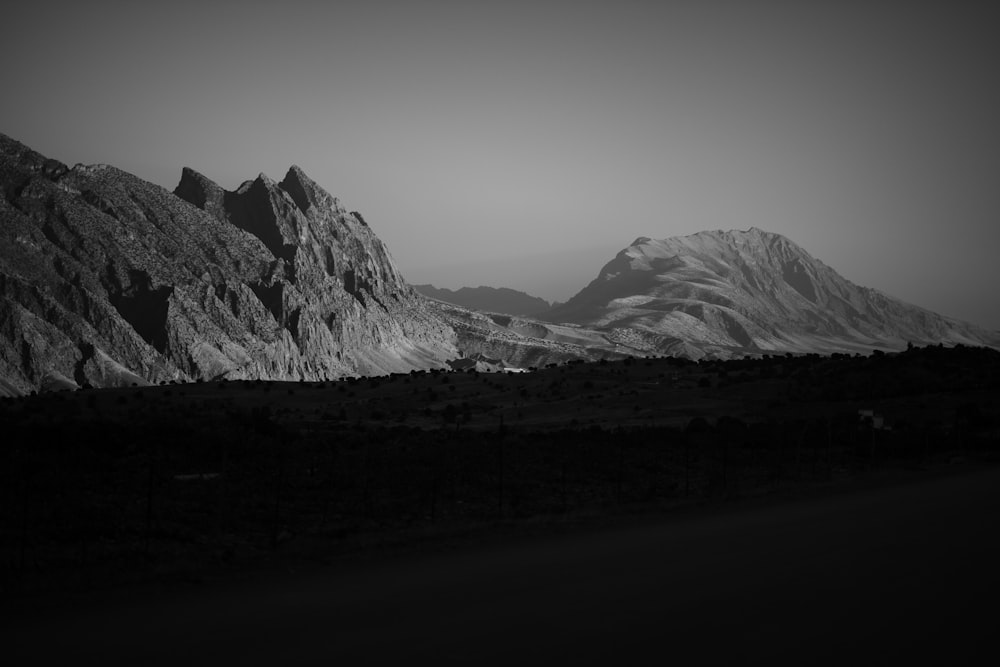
[
  {"left": 7, "top": 464, "right": 1000, "bottom": 664},
  {"left": 2, "top": 344, "right": 999, "bottom": 627}
]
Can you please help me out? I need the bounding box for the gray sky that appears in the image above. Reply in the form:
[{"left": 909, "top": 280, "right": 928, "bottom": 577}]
[{"left": 3, "top": 1, "right": 999, "bottom": 328}]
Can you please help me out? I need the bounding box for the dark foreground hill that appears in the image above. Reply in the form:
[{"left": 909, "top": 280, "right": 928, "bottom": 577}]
[
  {"left": 544, "top": 229, "right": 1000, "bottom": 358},
  {"left": 0, "top": 133, "right": 455, "bottom": 394}
]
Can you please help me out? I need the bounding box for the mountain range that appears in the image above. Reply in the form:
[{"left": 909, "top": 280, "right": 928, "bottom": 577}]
[
  {"left": 413, "top": 284, "right": 553, "bottom": 317},
  {"left": 2, "top": 131, "right": 997, "bottom": 394},
  {"left": 0, "top": 132, "right": 455, "bottom": 394}
]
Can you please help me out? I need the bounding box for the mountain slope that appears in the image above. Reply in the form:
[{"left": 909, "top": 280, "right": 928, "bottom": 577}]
[
  {"left": 543, "top": 229, "right": 999, "bottom": 358},
  {"left": 427, "top": 300, "right": 629, "bottom": 369},
  {"left": 413, "top": 284, "right": 552, "bottom": 317},
  {"left": 0, "top": 133, "right": 455, "bottom": 393}
]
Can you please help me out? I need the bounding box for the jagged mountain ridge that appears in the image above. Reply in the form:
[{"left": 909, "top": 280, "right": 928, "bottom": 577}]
[
  {"left": 543, "top": 228, "right": 999, "bottom": 358},
  {"left": 413, "top": 284, "right": 553, "bottom": 317},
  {"left": 0, "top": 132, "right": 455, "bottom": 393},
  {"left": 4, "top": 130, "right": 996, "bottom": 393}
]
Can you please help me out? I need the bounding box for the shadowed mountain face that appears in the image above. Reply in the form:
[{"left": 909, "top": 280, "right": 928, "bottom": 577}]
[
  {"left": 413, "top": 284, "right": 552, "bottom": 317},
  {"left": 543, "top": 229, "right": 1000, "bottom": 359},
  {"left": 0, "top": 133, "right": 455, "bottom": 393}
]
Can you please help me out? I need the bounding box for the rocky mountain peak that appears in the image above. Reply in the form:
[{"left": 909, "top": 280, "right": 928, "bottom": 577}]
[
  {"left": 173, "top": 167, "right": 227, "bottom": 220},
  {"left": 545, "top": 229, "right": 999, "bottom": 358},
  {"left": 1, "top": 133, "right": 456, "bottom": 393},
  {"left": 279, "top": 164, "right": 337, "bottom": 215},
  {"left": 176, "top": 161, "right": 406, "bottom": 294}
]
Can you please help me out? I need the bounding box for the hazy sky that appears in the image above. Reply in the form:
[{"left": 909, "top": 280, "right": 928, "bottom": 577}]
[{"left": 3, "top": 1, "right": 999, "bottom": 328}]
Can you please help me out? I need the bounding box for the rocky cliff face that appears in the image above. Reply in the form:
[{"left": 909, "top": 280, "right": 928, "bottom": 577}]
[
  {"left": 543, "top": 229, "right": 1000, "bottom": 359},
  {"left": 0, "top": 133, "right": 455, "bottom": 394}
]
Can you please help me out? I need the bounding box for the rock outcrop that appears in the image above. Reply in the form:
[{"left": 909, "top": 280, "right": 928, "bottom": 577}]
[
  {"left": 543, "top": 229, "right": 1000, "bottom": 359},
  {"left": 0, "top": 133, "right": 456, "bottom": 393}
]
